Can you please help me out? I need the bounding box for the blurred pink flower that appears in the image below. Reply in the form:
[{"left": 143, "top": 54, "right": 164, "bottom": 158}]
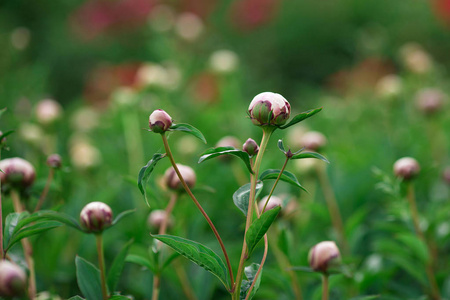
[{"left": 229, "top": 0, "right": 281, "bottom": 31}]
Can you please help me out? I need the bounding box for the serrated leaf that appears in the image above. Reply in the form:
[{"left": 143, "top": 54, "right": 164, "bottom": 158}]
[
  {"left": 278, "top": 108, "right": 322, "bottom": 129},
  {"left": 75, "top": 256, "right": 103, "bottom": 300},
  {"left": 291, "top": 151, "right": 329, "bottom": 163},
  {"left": 152, "top": 234, "right": 229, "bottom": 289},
  {"left": 107, "top": 239, "right": 134, "bottom": 292},
  {"left": 138, "top": 153, "right": 166, "bottom": 207},
  {"left": 233, "top": 181, "right": 264, "bottom": 216},
  {"left": 125, "top": 254, "right": 156, "bottom": 273},
  {"left": 246, "top": 207, "right": 281, "bottom": 256},
  {"left": 111, "top": 209, "right": 135, "bottom": 227},
  {"left": 259, "top": 169, "right": 307, "bottom": 192},
  {"left": 240, "top": 263, "right": 262, "bottom": 300},
  {"left": 6, "top": 221, "right": 62, "bottom": 252},
  {"left": 199, "top": 147, "right": 253, "bottom": 174},
  {"left": 277, "top": 139, "right": 286, "bottom": 153},
  {"left": 170, "top": 123, "right": 207, "bottom": 144}
]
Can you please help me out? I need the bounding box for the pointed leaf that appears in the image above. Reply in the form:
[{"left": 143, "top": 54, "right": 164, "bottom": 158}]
[
  {"left": 278, "top": 108, "right": 322, "bottom": 129},
  {"left": 240, "top": 263, "right": 262, "bottom": 300},
  {"left": 246, "top": 207, "right": 281, "bottom": 256},
  {"left": 107, "top": 239, "right": 134, "bottom": 292},
  {"left": 199, "top": 147, "right": 253, "bottom": 174},
  {"left": 277, "top": 139, "right": 286, "bottom": 153},
  {"left": 7, "top": 221, "right": 62, "bottom": 252},
  {"left": 3, "top": 212, "right": 29, "bottom": 248},
  {"left": 152, "top": 234, "right": 229, "bottom": 289},
  {"left": 36, "top": 210, "right": 83, "bottom": 231},
  {"left": 291, "top": 151, "right": 329, "bottom": 163},
  {"left": 233, "top": 181, "right": 264, "bottom": 216},
  {"left": 170, "top": 123, "right": 207, "bottom": 144},
  {"left": 125, "top": 254, "right": 155, "bottom": 273},
  {"left": 0, "top": 130, "right": 14, "bottom": 141},
  {"left": 138, "top": 153, "right": 166, "bottom": 207},
  {"left": 259, "top": 169, "right": 307, "bottom": 192},
  {"left": 111, "top": 209, "right": 135, "bottom": 227},
  {"left": 76, "top": 256, "right": 103, "bottom": 300}
]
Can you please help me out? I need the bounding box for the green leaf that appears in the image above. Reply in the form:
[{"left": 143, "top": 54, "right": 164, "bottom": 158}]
[
  {"left": 233, "top": 181, "right": 264, "bottom": 216},
  {"left": 278, "top": 108, "right": 323, "bottom": 129},
  {"left": 170, "top": 123, "right": 207, "bottom": 144},
  {"left": 0, "top": 130, "right": 14, "bottom": 141},
  {"left": 75, "top": 256, "right": 103, "bottom": 300},
  {"left": 107, "top": 239, "right": 134, "bottom": 292},
  {"left": 36, "top": 210, "right": 83, "bottom": 231},
  {"left": 3, "top": 212, "right": 29, "bottom": 248},
  {"left": 259, "top": 169, "right": 307, "bottom": 192},
  {"left": 152, "top": 234, "right": 229, "bottom": 289},
  {"left": 199, "top": 147, "right": 253, "bottom": 174},
  {"left": 160, "top": 252, "right": 180, "bottom": 271},
  {"left": 277, "top": 139, "right": 286, "bottom": 153},
  {"left": 138, "top": 153, "right": 166, "bottom": 207},
  {"left": 111, "top": 209, "right": 135, "bottom": 227},
  {"left": 246, "top": 207, "right": 281, "bottom": 256},
  {"left": 109, "top": 296, "right": 132, "bottom": 300},
  {"left": 291, "top": 151, "right": 329, "bottom": 163},
  {"left": 125, "top": 254, "right": 155, "bottom": 273},
  {"left": 396, "top": 233, "right": 429, "bottom": 264},
  {"left": 240, "top": 263, "right": 262, "bottom": 300},
  {"left": 68, "top": 296, "right": 85, "bottom": 300},
  {"left": 7, "top": 221, "right": 62, "bottom": 252}
]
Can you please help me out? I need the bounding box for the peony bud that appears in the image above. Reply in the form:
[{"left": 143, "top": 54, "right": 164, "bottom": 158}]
[
  {"left": 308, "top": 241, "right": 341, "bottom": 273},
  {"left": 243, "top": 138, "right": 259, "bottom": 156},
  {"left": 163, "top": 164, "right": 196, "bottom": 191},
  {"left": 0, "top": 157, "right": 36, "bottom": 189},
  {"left": 393, "top": 157, "right": 420, "bottom": 180},
  {"left": 248, "top": 92, "right": 291, "bottom": 126},
  {"left": 258, "top": 195, "right": 282, "bottom": 213},
  {"left": 415, "top": 88, "right": 445, "bottom": 114},
  {"left": 148, "top": 210, "right": 173, "bottom": 229},
  {"left": 80, "top": 202, "right": 113, "bottom": 233},
  {"left": 442, "top": 167, "right": 450, "bottom": 185},
  {"left": 0, "top": 260, "right": 27, "bottom": 298},
  {"left": 46, "top": 154, "right": 62, "bottom": 169},
  {"left": 300, "top": 131, "right": 327, "bottom": 151},
  {"left": 149, "top": 109, "right": 173, "bottom": 133},
  {"left": 35, "top": 99, "right": 63, "bottom": 125}
]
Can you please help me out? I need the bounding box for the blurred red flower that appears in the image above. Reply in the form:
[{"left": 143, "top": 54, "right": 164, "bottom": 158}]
[
  {"left": 433, "top": 0, "right": 450, "bottom": 27},
  {"left": 229, "top": 0, "right": 281, "bottom": 31}
]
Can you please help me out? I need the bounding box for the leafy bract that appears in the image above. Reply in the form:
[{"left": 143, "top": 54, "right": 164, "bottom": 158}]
[
  {"left": 199, "top": 147, "right": 253, "bottom": 174},
  {"left": 233, "top": 181, "right": 264, "bottom": 216},
  {"left": 278, "top": 107, "right": 322, "bottom": 129},
  {"left": 170, "top": 123, "right": 207, "bottom": 144},
  {"left": 246, "top": 207, "right": 281, "bottom": 256},
  {"left": 138, "top": 153, "right": 166, "bottom": 207},
  {"left": 259, "top": 169, "right": 307, "bottom": 192}
]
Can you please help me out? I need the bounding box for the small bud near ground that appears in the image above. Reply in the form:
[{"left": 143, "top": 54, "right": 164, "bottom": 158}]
[
  {"left": 80, "top": 202, "right": 113, "bottom": 233},
  {"left": 46, "top": 154, "right": 62, "bottom": 169},
  {"left": 248, "top": 92, "right": 291, "bottom": 126},
  {"left": 300, "top": 131, "right": 327, "bottom": 152},
  {"left": 0, "top": 260, "right": 27, "bottom": 298},
  {"left": 415, "top": 88, "right": 445, "bottom": 114},
  {"left": 0, "top": 157, "right": 36, "bottom": 189},
  {"left": 393, "top": 157, "right": 420, "bottom": 180},
  {"left": 148, "top": 210, "right": 173, "bottom": 229},
  {"left": 308, "top": 241, "right": 341, "bottom": 273},
  {"left": 243, "top": 138, "right": 259, "bottom": 156},
  {"left": 149, "top": 109, "right": 173, "bottom": 133},
  {"left": 163, "top": 164, "right": 196, "bottom": 191}
]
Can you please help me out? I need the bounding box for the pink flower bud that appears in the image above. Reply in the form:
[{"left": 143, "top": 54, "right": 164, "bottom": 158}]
[
  {"left": 0, "top": 157, "right": 36, "bottom": 189},
  {"left": 35, "top": 99, "right": 63, "bottom": 125},
  {"left": 46, "top": 154, "right": 62, "bottom": 169},
  {"left": 258, "top": 195, "right": 282, "bottom": 213},
  {"left": 149, "top": 109, "right": 173, "bottom": 133},
  {"left": 163, "top": 164, "right": 196, "bottom": 191},
  {"left": 415, "top": 88, "right": 445, "bottom": 114},
  {"left": 308, "top": 241, "right": 341, "bottom": 273},
  {"left": 393, "top": 157, "right": 420, "bottom": 180},
  {"left": 248, "top": 92, "right": 290, "bottom": 126},
  {"left": 300, "top": 131, "right": 327, "bottom": 151},
  {"left": 442, "top": 167, "right": 450, "bottom": 185},
  {"left": 0, "top": 261, "right": 27, "bottom": 298},
  {"left": 80, "top": 202, "right": 113, "bottom": 233},
  {"left": 148, "top": 210, "right": 173, "bottom": 229},
  {"left": 243, "top": 138, "right": 259, "bottom": 156}
]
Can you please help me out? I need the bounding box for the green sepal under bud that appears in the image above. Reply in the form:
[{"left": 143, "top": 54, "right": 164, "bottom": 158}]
[
  {"left": 80, "top": 201, "right": 113, "bottom": 233},
  {"left": 149, "top": 109, "right": 173, "bottom": 133},
  {"left": 243, "top": 138, "right": 259, "bottom": 157}
]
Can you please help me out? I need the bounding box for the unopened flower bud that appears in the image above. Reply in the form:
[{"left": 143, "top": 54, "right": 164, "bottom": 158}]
[
  {"left": 163, "top": 164, "right": 196, "bottom": 191},
  {"left": 149, "top": 109, "right": 173, "bottom": 133},
  {"left": 46, "top": 154, "right": 62, "bottom": 169},
  {"left": 258, "top": 195, "right": 282, "bottom": 213},
  {"left": 0, "top": 261, "right": 27, "bottom": 298},
  {"left": 0, "top": 157, "right": 36, "bottom": 189},
  {"left": 308, "top": 241, "right": 341, "bottom": 273},
  {"left": 80, "top": 202, "right": 113, "bottom": 233},
  {"left": 415, "top": 88, "right": 445, "bottom": 114},
  {"left": 248, "top": 92, "right": 291, "bottom": 126},
  {"left": 148, "top": 210, "right": 173, "bottom": 229},
  {"left": 300, "top": 131, "right": 327, "bottom": 151},
  {"left": 35, "top": 99, "right": 63, "bottom": 125},
  {"left": 243, "top": 138, "right": 259, "bottom": 156},
  {"left": 393, "top": 157, "right": 420, "bottom": 180}
]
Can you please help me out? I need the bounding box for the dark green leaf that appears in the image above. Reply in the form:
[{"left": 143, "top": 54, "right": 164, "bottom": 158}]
[
  {"left": 291, "top": 152, "right": 329, "bottom": 163},
  {"left": 233, "top": 181, "right": 264, "bottom": 216},
  {"left": 36, "top": 210, "right": 83, "bottom": 231},
  {"left": 240, "top": 263, "right": 262, "bottom": 300},
  {"left": 75, "top": 256, "right": 103, "bottom": 300},
  {"left": 246, "top": 207, "right": 281, "bottom": 256},
  {"left": 138, "top": 153, "right": 166, "bottom": 207},
  {"left": 107, "top": 239, "right": 134, "bottom": 292},
  {"left": 0, "top": 130, "right": 14, "bottom": 141},
  {"left": 199, "top": 147, "right": 253, "bottom": 174},
  {"left": 278, "top": 108, "right": 323, "bottom": 129},
  {"left": 6, "top": 222, "right": 62, "bottom": 252},
  {"left": 152, "top": 234, "right": 229, "bottom": 289},
  {"left": 125, "top": 254, "right": 155, "bottom": 273},
  {"left": 109, "top": 296, "right": 132, "bottom": 300},
  {"left": 170, "top": 123, "right": 207, "bottom": 144},
  {"left": 3, "top": 212, "right": 29, "bottom": 249},
  {"left": 111, "top": 209, "right": 135, "bottom": 227},
  {"left": 277, "top": 139, "right": 286, "bottom": 153},
  {"left": 259, "top": 169, "right": 307, "bottom": 192}
]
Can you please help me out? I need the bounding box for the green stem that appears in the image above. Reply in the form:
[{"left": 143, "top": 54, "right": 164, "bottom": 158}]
[
  {"left": 96, "top": 234, "right": 108, "bottom": 300},
  {"left": 322, "top": 274, "right": 329, "bottom": 300},
  {"left": 152, "top": 274, "right": 161, "bottom": 300},
  {"left": 161, "top": 134, "right": 234, "bottom": 291},
  {"left": 34, "top": 168, "right": 55, "bottom": 212},
  {"left": 262, "top": 156, "right": 289, "bottom": 213},
  {"left": 158, "top": 193, "right": 177, "bottom": 237}
]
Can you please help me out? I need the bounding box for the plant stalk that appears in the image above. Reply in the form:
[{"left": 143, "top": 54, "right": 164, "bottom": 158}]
[
  {"left": 262, "top": 156, "right": 289, "bottom": 213},
  {"left": 96, "top": 234, "right": 108, "bottom": 300},
  {"left": 152, "top": 274, "right": 161, "bottom": 300},
  {"left": 322, "top": 274, "right": 329, "bottom": 300},
  {"left": 34, "top": 168, "right": 55, "bottom": 212}
]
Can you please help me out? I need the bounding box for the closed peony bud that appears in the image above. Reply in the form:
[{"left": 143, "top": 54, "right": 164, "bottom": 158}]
[
  {"left": 0, "top": 157, "right": 36, "bottom": 189},
  {"left": 415, "top": 88, "right": 445, "bottom": 114},
  {"left": 149, "top": 109, "right": 173, "bottom": 133},
  {"left": 258, "top": 195, "right": 282, "bottom": 213},
  {"left": 393, "top": 157, "right": 420, "bottom": 180},
  {"left": 300, "top": 131, "right": 327, "bottom": 151},
  {"left": 148, "top": 210, "right": 173, "bottom": 229},
  {"left": 35, "top": 99, "right": 63, "bottom": 125},
  {"left": 163, "top": 164, "right": 196, "bottom": 191},
  {"left": 248, "top": 92, "right": 291, "bottom": 126},
  {"left": 46, "top": 154, "right": 62, "bottom": 169},
  {"left": 80, "top": 202, "right": 113, "bottom": 233},
  {"left": 243, "top": 138, "right": 259, "bottom": 156},
  {"left": 308, "top": 241, "right": 341, "bottom": 273},
  {"left": 0, "top": 261, "right": 27, "bottom": 298}
]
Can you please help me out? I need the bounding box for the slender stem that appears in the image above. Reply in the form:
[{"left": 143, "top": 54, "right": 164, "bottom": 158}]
[
  {"left": 322, "top": 274, "right": 329, "bottom": 300},
  {"left": 158, "top": 193, "right": 177, "bottom": 237},
  {"left": 0, "top": 150, "right": 3, "bottom": 260},
  {"left": 152, "top": 275, "right": 161, "bottom": 300},
  {"left": 406, "top": 183, "right": 441, "bottom": 300},
  {"left": 161, "top": 134, "right": 235, "bottom": 290},
  {"left": 262, "top": 156, "right": 289, "bottom": 213},
  {"left": 10, "top": 190, "right": 36, "bottom": 299},
  {"left": 34, "top": 168, "right": 55, "bottom": 212},
  {"left": 96, "top": 234, "right": 108, "bottom": 300},
  {"left": 174, "top": 260, "right": 197, "bottom": 300}
]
